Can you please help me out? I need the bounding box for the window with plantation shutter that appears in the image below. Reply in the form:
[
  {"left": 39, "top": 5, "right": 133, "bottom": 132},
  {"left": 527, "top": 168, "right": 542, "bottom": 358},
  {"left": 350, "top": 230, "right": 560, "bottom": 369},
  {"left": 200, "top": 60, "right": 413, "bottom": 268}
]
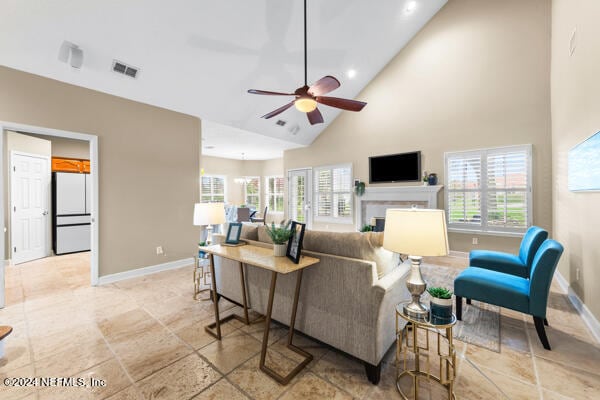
[
  {"left": 201, "top": 175, "right": 226, "bottom": 203},
  {"left": 445, "top": 145, "right": 532, "bottom": 234},
  {"left": 314, "top": 164, "right": 353, "bottom": 223},
  {"left": 244, "top": 177, "right": 260, "bottom": 210},
  {"left": 265, "top": 176, "right": 284, "bottom": 212}
]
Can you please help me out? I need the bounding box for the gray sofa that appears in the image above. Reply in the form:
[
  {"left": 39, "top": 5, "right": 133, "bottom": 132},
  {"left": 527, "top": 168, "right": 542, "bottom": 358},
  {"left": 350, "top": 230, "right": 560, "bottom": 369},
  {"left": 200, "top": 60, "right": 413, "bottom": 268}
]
[{"left": 211, "top": 224, "right": 410, "bottom": 383}]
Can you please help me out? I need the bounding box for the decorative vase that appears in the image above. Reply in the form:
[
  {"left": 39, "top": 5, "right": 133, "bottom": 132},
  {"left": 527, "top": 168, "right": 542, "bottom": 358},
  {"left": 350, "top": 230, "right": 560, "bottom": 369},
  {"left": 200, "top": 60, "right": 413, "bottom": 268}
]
[
  {"left": 427, "top": 173, "right": 438, "bottom": 186},
  {"left": 273, "top": 243, "right": 287, "bottom": 257},
  {"left": 430, "top": 297, "right": 453, "bottom": 323}
]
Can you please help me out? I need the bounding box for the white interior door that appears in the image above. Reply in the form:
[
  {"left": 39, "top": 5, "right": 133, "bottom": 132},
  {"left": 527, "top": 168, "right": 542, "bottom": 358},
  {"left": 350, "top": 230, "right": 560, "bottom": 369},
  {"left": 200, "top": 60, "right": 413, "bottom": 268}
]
[
  {"left": 288, "top": 169, "right": 312, "bottom": 228},
  {"left": 11, "top": 152, "right": 51, "bottom": 265}
]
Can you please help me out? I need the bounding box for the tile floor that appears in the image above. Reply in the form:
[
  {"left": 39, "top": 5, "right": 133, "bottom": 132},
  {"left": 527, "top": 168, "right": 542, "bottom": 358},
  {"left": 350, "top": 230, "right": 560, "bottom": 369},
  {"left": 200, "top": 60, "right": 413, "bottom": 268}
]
[{"left": 0, "top": 253, "right": 599, "bottom": 399}]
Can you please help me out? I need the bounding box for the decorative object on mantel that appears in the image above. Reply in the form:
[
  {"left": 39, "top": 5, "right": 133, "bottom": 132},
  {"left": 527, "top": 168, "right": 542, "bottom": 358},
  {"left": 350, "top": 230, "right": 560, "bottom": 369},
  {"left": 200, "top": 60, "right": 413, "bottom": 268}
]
[
  {"left": 568, "top": 130, "right": 600, "bottom": 191},
  {"left": 422, "top": 171, "right": 429, "bottom": 186},
  {"left": 428, "top": 286, "right": 453, "bottom": 323},
  {"left": 383, "top": 208, "right": 449, "bottom": 320},
  {"left": 360, "top": 224, "right": 373, "bottom": 233},
  {"left": 265, "top": 220, "right": 293, "bottom": 256},
  {"left": 427, "top": 172, "right": 438, "bottom": 186},
  {"left": 354, "top": 181, "right": 366, "bottom": 196}
]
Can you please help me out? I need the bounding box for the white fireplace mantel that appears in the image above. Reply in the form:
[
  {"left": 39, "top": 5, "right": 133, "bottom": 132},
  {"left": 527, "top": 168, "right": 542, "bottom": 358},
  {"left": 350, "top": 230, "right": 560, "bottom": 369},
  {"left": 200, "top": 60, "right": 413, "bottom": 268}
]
[{"left": 356, "top": 185, "right": 444, "bottom": 229}]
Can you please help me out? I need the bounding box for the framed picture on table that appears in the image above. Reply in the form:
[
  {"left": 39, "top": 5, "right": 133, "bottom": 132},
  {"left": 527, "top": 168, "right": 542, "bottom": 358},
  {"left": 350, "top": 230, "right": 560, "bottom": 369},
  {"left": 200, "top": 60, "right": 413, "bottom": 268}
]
[
  {"left": 286, "top": 221, "right": 306, "bottom": 264},
  {"left": 225, "top": 223, "right": 242, "bottom": 244}
]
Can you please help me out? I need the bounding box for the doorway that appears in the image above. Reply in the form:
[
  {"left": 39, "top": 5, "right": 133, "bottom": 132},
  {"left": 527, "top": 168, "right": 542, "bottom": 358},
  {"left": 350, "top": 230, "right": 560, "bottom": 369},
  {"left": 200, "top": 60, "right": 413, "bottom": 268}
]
[
  {"left": 10, "top": 151, "right": 51, "bottom": 265},
  {"left": 288, "top": 168, "right": 312, "bottom": 229},
  {"left": 0, "top": 121, "right": 99, "bottom": 309}
]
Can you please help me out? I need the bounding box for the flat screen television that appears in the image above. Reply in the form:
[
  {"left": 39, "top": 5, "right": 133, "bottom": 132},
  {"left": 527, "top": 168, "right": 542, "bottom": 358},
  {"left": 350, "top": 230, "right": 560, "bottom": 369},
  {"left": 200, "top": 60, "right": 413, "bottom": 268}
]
[{"left": 369, "top": 151, "right": 421, "bottom": 183}]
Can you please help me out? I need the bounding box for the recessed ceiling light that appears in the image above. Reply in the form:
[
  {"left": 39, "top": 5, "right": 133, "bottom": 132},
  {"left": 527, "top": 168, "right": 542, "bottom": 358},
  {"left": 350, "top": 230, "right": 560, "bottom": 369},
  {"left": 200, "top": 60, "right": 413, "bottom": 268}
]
[
  {"left": 347, "top": 69, "right": 357, "bottom": 79},
  {"left": 404, "top": 1, "right": 417, "bottom": 14}
]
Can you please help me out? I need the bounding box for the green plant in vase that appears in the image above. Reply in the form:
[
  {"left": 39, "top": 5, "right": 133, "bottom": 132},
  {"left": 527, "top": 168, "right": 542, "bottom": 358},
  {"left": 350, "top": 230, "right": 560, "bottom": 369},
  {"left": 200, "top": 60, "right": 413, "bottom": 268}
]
[
  {"left": 360, "top": 224, "right": 373, "bottom": 232},
  {"left": 427, "top": 286, "right": 453, "bottom": 322},
  {"left": 265, "top": 220, "right": 293, "bottom": 256}
]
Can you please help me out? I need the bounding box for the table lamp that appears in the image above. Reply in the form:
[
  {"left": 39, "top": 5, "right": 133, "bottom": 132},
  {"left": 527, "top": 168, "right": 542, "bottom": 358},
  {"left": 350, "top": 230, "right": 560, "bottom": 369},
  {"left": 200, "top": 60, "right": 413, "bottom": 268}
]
[
  {"left": 383, "top": 208, "right": 449, "bottom": 320},
  {"left": 193, "top": 203, "right": 226, "bottom": 245}
]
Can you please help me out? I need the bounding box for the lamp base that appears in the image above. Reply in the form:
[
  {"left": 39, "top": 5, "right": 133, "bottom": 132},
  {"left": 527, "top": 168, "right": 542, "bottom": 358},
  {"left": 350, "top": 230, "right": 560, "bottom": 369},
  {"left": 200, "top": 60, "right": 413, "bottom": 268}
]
[
  {"left": 403, "top": 255, "right": 429, "bottom": 320},
  {"left": 206, "top": 225, "right": 214, "bottom": 245},
  {"left": 403, "top": 301, "right": 429, "bottom": 320}
]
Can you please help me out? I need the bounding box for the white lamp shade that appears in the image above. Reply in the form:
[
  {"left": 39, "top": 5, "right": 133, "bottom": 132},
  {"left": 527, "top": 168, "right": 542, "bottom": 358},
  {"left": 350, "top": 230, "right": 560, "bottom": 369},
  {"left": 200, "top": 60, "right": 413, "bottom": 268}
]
[
  {"left": 383, "top": 208, "right": 449, "bottom": 256},
  {"left": 193, "top": 203, "right": 226, "bottom": 226}
]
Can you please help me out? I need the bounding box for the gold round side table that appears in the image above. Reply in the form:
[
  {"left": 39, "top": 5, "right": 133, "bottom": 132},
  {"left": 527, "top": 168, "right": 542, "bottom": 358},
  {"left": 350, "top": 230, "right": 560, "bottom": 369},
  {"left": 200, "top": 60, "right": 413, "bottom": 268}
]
[
  {"left": 193, "top": 254, "right": 211, "bottom": 300},
  {"left": 396, "top": 302, "right": 457, "bottom": 399}
]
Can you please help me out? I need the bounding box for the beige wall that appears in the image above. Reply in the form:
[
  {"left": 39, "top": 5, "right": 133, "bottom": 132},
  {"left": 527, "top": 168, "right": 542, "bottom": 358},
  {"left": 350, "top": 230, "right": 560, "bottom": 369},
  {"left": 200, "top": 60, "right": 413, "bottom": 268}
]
[
  {"left": 3, "top": 131, "right": 52, "bottom": 258},
  {"left": 551, "top": 0, "right": 600, "bottom": 320},
  {"left": 0, "top": 66, "right": 200, "bottom": 277},
  {"left": 26, "top": 133, "right": 90, "bottom": 159},
  {"left": 284, "top": 0, "right": 552, "bottom": 252}
]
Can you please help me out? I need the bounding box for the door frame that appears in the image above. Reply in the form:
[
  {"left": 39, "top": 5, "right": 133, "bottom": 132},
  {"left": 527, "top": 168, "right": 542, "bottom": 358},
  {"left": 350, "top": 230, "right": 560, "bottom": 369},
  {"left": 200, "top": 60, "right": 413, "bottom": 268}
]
[
  {"left": 287, "top": 167, "right": 313, "bottom": 229},
  {"left": 10, "top": 150, "right": 52, "bottom": 264},
  {"left": 0, "top": 121, "right": 99, "bottom": 309}
]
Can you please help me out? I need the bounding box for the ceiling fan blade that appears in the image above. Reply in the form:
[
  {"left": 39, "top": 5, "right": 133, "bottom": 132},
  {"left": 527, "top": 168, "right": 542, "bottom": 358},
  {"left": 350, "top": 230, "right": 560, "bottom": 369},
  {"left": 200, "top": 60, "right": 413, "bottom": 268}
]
[
  {"left": 261, "top": 101, "right": 295, "bottom": 119},
  {"left": 308, "top": 76, "right": 341, "bottom": 96},
  {"left": 316, "top": 96, "right": 367, "bottom": 112},
  {"left": 248, "top": 89, "right": 295, "bottom": 96},
  {"left": 307, "top": 108, "right": 324, "bottom": 125}
]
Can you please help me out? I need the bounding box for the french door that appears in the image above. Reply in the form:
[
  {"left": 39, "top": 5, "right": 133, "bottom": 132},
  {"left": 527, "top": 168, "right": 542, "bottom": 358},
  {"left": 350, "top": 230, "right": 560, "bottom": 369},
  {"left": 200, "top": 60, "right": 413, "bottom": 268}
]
[{"left": 288, "top": 168, "right": 312, "bottom": 229}]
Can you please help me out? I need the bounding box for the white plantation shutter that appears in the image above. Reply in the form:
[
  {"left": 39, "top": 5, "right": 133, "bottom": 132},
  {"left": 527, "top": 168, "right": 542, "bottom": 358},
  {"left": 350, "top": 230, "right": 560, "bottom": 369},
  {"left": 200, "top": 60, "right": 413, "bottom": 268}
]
[
  {"left": 445, "top": 145, "right": 531, "bottom": 234},
  {"left": 265, "top": 176, "right": 284, "bottom": 212},
  {"left": 486, "top": 149, "right": 529, "bottom": 231},
  {"left": 201, "top": 175, "right": 226, "bottom": 203},
  {"left": 446, "top": 153, "right": 482, "bottom": 226},
  {"left": 314, "top": 164, "right": 353, "bottom": 223},
  {"left": 244, "top": 177, "right": 260, "bottom": 209}
]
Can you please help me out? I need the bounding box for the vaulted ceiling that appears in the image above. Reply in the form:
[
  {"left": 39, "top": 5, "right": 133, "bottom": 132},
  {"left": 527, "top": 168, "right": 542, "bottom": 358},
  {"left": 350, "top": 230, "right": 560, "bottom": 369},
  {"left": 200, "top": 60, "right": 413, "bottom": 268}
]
[{"left": 0, "top": 0, "right": 447, "bottom": 159}]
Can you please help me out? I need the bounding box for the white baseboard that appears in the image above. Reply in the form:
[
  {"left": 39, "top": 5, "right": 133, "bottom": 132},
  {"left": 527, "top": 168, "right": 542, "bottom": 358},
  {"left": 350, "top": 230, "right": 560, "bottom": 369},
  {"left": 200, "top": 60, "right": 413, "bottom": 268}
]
[
  {"left": 555, "top": 271, "right": 600, "bottom": 344},
  {"left": 98, "top": 257, "right": 194, "bottom": 285}
]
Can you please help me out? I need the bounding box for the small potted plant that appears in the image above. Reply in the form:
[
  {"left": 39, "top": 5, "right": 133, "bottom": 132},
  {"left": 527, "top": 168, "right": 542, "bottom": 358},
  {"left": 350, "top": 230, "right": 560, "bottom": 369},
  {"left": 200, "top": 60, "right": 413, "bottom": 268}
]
[
  {"left": 354, "top": 181, "right": 366, "bottom": 196},
  {"left": 198, "top": 241, "right": 207, "bottom": 258},
  {"left": 265, "top": 220, "right": 293, "bottom": 256},
  {"left": 359, "top": 224, "right": 373, "bottom": 233},
  {"left": 427, "top": 287, "right": 453, "bottom": 322},
  {"left": 422, "top": 171, "right": 429, "bottom": 186}
]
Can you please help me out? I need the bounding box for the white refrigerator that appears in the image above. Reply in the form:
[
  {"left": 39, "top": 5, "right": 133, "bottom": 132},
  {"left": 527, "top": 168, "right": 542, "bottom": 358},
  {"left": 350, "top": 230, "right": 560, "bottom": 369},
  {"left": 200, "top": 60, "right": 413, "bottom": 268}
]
[{"left": 52, "top": 172, "right": 91, "bottom": 254}]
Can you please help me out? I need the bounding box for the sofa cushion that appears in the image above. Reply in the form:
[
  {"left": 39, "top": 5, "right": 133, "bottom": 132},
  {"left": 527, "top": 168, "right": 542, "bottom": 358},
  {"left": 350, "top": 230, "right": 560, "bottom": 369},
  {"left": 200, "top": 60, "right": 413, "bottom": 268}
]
[
  {"left": 240, "top": 223, "right": 259, "bottom": 241},
  {"left": 257, "top": 226, "right": 396, "bottom": 278}
]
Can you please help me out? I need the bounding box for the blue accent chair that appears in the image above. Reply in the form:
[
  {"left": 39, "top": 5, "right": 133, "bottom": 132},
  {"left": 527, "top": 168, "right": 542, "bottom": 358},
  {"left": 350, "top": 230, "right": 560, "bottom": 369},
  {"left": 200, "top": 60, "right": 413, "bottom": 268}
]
[
  {"left": 454, "top": 239, "right": 564, "bottom": 350},
  {"left": 469, "top": 226, "right": 548, "bottom": 278}
]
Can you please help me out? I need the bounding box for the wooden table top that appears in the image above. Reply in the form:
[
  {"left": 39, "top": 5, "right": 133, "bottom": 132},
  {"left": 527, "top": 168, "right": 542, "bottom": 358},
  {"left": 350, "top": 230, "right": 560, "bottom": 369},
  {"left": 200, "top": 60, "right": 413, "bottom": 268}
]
[{"left": 199, "top": 244, "right": 319, "bottom": 274}]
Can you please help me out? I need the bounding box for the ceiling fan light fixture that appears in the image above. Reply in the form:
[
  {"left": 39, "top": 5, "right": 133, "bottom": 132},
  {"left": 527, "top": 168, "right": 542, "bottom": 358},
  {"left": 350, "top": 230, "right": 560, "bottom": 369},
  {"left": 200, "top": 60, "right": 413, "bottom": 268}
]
[{"left": 295, "top": 97, "right": 317, "bottom": 113}]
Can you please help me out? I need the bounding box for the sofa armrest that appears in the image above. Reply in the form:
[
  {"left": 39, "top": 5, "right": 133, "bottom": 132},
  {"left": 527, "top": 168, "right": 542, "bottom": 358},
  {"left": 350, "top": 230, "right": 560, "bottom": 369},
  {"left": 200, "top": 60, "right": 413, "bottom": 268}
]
[{"left": 374, "top": 262, "right": 411, "bottom": 294}]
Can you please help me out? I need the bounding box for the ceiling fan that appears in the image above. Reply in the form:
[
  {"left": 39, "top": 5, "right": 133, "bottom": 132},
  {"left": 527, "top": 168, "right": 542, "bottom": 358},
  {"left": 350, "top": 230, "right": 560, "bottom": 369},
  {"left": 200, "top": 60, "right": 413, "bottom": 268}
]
[{"left": 248, "top": 0, "right": 367, "bottom": 125}]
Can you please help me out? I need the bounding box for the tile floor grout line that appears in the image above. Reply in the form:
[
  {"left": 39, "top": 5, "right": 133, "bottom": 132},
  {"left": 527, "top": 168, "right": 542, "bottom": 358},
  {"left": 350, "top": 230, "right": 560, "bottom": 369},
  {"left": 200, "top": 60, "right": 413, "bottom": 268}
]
[
  {"left": 97, "top": 329, "right": 137, "bottom": 388},
  {"left": 524, "top": 317, "right": 545, "bottom": 400}
]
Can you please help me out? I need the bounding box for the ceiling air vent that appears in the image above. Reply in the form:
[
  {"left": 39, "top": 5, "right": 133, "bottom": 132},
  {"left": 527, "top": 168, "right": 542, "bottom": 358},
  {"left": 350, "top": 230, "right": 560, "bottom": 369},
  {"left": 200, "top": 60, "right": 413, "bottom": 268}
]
[
  {"left": 275, "top": 120, "right": 286, "bottom": 126},
  {"left": 112, "top": 60, "right": 139, "bottom": 79}
]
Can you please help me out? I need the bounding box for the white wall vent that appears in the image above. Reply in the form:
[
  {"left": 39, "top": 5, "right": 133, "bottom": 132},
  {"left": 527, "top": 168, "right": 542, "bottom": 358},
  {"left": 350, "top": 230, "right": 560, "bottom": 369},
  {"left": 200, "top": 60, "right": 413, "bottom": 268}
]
[{"left": 112, "top": 60, "right": 139, "bottom": 79}]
